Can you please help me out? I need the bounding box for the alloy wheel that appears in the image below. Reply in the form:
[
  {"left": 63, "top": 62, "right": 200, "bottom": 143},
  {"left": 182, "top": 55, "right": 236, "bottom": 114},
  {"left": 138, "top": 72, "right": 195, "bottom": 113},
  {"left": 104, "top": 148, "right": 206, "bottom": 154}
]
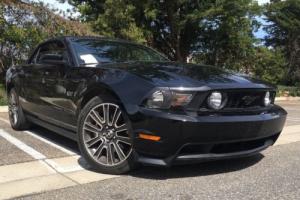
[{"left": 82, "top": 103, "right": 132, "bottom": 166}]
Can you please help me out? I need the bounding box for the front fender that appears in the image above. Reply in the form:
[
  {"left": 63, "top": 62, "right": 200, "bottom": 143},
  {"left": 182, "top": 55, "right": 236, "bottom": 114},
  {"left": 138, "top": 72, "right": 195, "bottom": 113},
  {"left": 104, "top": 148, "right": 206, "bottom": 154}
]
[{"left": 74, "top": 69, "right": 155, "bottom": 116}]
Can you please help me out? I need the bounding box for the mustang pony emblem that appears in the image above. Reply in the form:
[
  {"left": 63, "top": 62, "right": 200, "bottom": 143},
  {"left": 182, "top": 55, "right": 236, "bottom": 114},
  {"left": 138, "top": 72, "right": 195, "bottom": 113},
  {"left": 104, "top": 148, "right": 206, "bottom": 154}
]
[{"left": 242, "top": 95, "right": 259, "bottom": 105}]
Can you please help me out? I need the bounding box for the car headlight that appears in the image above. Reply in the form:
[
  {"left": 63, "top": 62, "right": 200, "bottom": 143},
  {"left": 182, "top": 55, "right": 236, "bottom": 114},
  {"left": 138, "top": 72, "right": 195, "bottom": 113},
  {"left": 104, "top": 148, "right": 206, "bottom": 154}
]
[
  {"left": 207, "top": 91, "right": 225, "bottom": 110},
  {"left": 146, "top": 89, "right": 193, "bottom": 109},
  {"left": 264, "top": 91, "right": 271, "bottom": 106}
]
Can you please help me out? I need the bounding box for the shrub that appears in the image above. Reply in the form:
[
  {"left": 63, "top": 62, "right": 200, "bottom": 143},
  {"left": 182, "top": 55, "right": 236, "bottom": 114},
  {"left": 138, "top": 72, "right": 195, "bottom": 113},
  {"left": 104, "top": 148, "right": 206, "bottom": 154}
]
[
  {"left": 0, "top": 84, "right": 7, "bottom": 105},
  {"left": 277, "top": 85, "right": 300, "bottom": 97}
]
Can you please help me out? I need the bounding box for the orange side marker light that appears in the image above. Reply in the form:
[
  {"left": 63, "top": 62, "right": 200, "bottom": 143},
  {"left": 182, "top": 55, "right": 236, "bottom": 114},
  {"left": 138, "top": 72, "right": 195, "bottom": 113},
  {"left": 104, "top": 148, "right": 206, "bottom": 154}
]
[{"left": 139, "top": 133, "right": 161, "bottom": 141}]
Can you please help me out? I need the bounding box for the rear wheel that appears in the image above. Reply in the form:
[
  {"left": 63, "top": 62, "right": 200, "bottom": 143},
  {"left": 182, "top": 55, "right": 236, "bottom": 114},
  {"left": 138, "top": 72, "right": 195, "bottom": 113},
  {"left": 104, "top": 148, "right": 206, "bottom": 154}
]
[
  {"left": 8, "top": 88, "right": 31, "bottom": 130},
  {"left": 78, "top": 96, "right": 137, "bottom": 174}
]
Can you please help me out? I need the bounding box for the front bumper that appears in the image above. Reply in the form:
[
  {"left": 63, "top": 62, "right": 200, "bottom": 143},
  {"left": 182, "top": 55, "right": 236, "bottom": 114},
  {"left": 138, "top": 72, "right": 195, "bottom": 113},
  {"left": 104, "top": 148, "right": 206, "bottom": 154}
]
[{"left": 129, "top": 105, "right": 287, "bottom": 166}]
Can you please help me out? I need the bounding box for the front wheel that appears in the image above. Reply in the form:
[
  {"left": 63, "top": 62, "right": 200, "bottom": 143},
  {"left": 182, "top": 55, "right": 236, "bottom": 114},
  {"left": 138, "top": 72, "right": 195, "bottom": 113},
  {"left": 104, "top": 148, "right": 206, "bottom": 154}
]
[{"left": 78, "top": 96, "right": 138, "bottom": 174}]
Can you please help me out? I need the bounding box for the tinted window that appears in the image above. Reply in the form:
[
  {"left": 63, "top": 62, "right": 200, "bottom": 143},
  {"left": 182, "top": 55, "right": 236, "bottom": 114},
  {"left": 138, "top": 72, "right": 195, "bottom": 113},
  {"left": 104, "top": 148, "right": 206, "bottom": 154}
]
[
  {"left": 71, "top": 39, "right": 168, "bottom": 65},
  {"left": 36, "top": 41, "right": 69, "bottom": 64}
]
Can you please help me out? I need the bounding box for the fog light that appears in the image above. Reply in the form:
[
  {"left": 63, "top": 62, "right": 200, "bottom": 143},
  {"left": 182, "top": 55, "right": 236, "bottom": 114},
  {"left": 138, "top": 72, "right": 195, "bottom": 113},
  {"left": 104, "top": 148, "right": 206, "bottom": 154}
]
[
  {"left": 264, "top": 91, "right": 271, "bottom": 106},
  {"left": 207, "top": 91, "right": 224, "bottom": 110}
]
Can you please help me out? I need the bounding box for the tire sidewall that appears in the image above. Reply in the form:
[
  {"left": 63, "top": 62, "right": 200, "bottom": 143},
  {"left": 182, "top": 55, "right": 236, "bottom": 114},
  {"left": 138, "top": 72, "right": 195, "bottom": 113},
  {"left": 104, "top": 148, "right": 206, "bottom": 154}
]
[{"left": 78, "top": 95, "right": 137, "bottom": 174}]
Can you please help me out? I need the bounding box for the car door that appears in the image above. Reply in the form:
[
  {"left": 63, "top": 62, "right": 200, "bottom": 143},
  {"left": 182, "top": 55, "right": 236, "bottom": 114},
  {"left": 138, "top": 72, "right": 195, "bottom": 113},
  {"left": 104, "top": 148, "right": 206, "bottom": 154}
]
[
  {"left": 33, "top": 40, "right": 77, "bottom": 130},
  {"left": 20, "top": 46, "right": 45, "bottom": 114}
]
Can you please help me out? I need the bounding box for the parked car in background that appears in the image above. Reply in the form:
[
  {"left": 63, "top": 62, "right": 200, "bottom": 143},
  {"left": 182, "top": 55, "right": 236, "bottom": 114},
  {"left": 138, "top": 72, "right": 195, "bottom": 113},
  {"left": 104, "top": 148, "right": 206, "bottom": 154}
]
[{"left": 6, "top": 36, "right": 287, "bottom": 174}]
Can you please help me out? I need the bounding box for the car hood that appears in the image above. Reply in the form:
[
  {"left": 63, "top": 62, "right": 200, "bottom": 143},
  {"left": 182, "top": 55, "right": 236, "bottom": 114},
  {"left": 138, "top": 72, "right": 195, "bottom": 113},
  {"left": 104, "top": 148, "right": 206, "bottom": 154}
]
[{"left": 104, "top": 61, "right": 274, "bottom": 90}]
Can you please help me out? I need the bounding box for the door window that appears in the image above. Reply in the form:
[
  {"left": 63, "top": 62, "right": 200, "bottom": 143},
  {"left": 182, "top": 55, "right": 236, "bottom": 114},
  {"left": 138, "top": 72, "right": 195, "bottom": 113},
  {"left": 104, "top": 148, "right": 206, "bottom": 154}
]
[{"left": 36, "top": 41, "right": 69, "bottom": 64}]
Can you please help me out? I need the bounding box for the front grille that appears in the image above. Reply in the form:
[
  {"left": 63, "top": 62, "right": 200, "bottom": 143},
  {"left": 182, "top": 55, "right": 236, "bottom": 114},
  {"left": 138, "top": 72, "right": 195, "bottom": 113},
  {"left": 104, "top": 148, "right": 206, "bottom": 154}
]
[
  {"left": 178, "top": 134, "right": 279, "bottom": 155},
  {"left": 225, "top": 91, "right": 266, "bottom": 108},
  {"left": 196, "top": 90, "right": 275, "bottom": 115}
]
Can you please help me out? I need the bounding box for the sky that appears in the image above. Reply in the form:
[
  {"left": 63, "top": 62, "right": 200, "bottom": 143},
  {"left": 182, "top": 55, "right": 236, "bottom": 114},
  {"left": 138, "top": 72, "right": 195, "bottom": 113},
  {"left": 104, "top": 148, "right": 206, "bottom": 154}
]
[
  {"left": 255, "top": 0, "right": 271, "bottom": 39},
  {"left": 257, "top": 0, "right": 270, "bottom": 4},
  {"left": 33, "top": 0, "right": 270, "bottom": 39},
  {"left": 32, "top": 0, "right": 74, "bottom": 14}
]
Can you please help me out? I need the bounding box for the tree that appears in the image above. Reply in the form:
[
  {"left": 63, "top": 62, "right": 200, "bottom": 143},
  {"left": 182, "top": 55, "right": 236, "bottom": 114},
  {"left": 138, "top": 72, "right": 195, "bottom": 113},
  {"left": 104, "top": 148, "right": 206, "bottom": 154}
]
[
  {"left": 264, "top": 0, "right": 300, "bottom": 85},
  {"left": 65, "top": 0, "right": 146, "bottom": 43},
  {"left": 252, "top": 47, "right": 286, "bottom": 84},
  {"left": 0, "top": 0, "right": 95, "bottom": 82},
  {"left": 133, "top": 0, "right": 209, "bottom": 61},
  {"left": 67, "top": 0, "right": 261, "bottom": 68},
  {"left": 189, "top": 0, "right": 261, "bottom": 71}
]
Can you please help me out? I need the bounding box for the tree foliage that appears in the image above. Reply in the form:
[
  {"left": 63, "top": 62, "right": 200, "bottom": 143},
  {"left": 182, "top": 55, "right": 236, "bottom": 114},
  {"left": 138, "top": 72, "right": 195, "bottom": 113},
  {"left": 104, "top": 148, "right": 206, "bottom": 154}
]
[
  {"left": 252, "top": 47, "right": 287, "bottom": 84},
  {"left": 0, "top": 0, "right": 95, "bottom": 82},
  {"left": 66, "top": 0, "right": 145, "bottom": 43},
  {"left": 264, "top": 0, "right": 300, "bottom": 85},
  {"left": 68, "top": 0, "right": 261, "bottom": 67},
  {"left": 187, "top": 0, "right": 261, "bottom": 72}
]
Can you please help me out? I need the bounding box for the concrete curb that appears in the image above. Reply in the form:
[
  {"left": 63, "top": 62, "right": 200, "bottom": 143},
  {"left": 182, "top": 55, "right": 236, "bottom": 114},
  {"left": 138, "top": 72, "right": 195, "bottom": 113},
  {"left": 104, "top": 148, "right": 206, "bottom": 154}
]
[
  {"left": 0, "top": 106, "right": 8, "bottom": 112},
  {"left": 275, "top": 97, "right": 300, "bottom": 101}
]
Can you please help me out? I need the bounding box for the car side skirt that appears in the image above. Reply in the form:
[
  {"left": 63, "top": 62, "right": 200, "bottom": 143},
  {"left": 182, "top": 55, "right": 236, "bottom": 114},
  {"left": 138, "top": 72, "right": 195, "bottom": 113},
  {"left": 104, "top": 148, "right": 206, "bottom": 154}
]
[{"left": 26, "top": 115, "right": 78, "bottom": 141}]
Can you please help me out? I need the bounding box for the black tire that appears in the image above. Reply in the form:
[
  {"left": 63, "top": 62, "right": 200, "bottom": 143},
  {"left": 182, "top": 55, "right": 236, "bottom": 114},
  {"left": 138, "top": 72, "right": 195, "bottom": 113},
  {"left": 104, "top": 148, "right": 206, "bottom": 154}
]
[
  {"left": 78, "top": 95, "right": 138, "bottom": 174},
  {"left": 8, "top": 88, "right": 31, "bottom": 130}
]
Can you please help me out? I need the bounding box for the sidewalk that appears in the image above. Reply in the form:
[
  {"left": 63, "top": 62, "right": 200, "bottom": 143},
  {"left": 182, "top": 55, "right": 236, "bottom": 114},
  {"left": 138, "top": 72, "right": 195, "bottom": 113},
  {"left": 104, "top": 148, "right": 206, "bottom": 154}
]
[
  {"left": 0, "top": 106, "right": 7, "bottom": 113},
  {"left": 275, "top": 125, "right": 300, "bottom": 146}
]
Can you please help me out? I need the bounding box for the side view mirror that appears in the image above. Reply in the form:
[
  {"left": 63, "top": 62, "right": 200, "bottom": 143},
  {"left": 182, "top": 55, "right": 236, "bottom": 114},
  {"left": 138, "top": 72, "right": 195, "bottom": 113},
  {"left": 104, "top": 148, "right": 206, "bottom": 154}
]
[{"left": 39, "top": 54, "right": 67, "bottom": 66}]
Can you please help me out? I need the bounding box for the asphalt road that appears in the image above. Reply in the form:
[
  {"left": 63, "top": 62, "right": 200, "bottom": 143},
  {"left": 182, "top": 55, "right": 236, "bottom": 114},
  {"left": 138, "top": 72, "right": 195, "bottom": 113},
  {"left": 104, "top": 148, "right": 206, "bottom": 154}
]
[{"left": 0, "top": 101, "right": 299, "bottom": 200}]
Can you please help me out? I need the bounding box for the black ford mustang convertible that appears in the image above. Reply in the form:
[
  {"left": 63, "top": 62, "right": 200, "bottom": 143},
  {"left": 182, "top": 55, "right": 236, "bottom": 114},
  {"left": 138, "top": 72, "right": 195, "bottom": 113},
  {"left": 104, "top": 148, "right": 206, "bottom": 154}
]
[{"left": 6, "top": 36, "right": 287, "bottom": 174}]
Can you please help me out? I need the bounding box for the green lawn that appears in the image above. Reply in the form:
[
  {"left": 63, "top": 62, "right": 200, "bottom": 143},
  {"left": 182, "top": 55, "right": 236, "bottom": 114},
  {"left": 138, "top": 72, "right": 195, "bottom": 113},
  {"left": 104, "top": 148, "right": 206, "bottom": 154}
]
[{"left": 0, "top": 84, "right": 7, "bottom": 106}]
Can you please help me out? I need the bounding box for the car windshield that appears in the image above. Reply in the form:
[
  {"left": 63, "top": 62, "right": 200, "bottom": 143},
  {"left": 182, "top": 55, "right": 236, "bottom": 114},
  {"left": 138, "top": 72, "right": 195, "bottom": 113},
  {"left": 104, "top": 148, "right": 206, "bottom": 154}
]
[{"left": 71, "top": 39, "right": 169, "bottom": 65}]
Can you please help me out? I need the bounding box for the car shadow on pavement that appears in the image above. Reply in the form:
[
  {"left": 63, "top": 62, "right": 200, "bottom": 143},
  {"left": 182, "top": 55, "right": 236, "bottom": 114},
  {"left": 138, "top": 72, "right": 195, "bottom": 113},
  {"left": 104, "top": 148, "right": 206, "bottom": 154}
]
[
  {"left": 29, "top": 126, "right": 79, "bottom": 154},
  {"left": 129, "top": 154, "right": 264, "bottom": 180}
]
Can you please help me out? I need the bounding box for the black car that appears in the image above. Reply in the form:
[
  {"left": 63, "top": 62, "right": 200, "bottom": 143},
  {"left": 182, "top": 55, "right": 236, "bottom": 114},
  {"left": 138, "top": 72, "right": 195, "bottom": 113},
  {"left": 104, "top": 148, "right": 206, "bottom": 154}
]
[{"left": 6, "top": 36, "right": 287, "bottom": 174}]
